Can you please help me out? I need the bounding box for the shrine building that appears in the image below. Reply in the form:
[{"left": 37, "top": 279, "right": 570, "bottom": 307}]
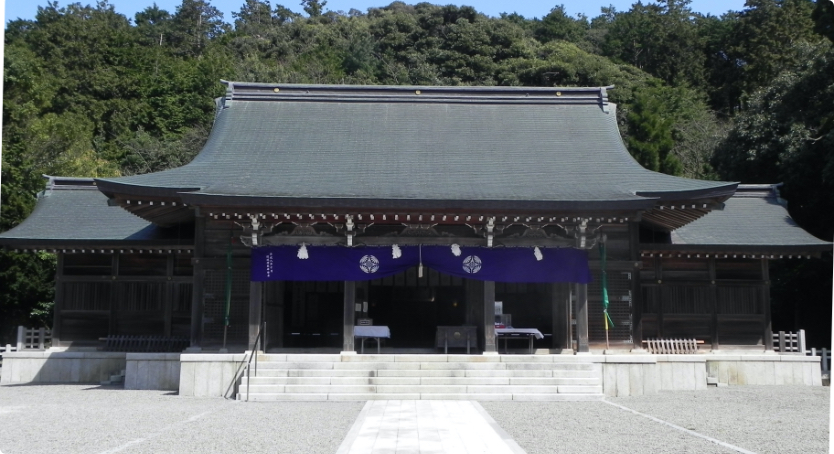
[{"left": 0, "top": 83, "right": 829, "bottom": 399}]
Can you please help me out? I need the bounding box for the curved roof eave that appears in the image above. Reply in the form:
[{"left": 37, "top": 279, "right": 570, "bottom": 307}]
[
  {"left": 92, "top": 82, "right": 738, "bottom": 219},
  {"left": 176, "top": 192, "right": 661, "bottom": 213},
  {"left": 95, "top": 178, "right": 201, "bottom": 199},
  {"left": 635, "top": 183, "right": 739, "bottom": 203}
]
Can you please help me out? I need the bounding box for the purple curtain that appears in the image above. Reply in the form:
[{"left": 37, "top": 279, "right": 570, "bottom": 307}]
[{"left": 251, "top": 245, "right": 591, "bottom": 283}]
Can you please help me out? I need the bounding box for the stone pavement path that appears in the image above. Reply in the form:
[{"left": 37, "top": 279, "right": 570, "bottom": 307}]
[{"left": 336, "top": 400, "right": 525, "bottom": 454}]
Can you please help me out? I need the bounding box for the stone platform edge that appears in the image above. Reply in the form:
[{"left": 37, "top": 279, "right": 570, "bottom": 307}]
[{"left": 2, "top": 352, "right": 824, "bottom": 397}]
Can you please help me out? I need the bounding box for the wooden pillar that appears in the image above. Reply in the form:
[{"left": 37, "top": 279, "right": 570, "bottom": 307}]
[
  {"left": 656, "top": 257, "right": 664, "bottom": 338},
  {"left": 343, "top": 281, "right": 356, "bottom": 352},
  {"left": 249, "top": 281, "right": 263, "bottom": 350},
  {"left": 189, "top": 214, "right": 206, "bottom": 349},
  {"left": 551, "top": 284, "right": 571, "bottom": 350},
  {"left": 629, "top": 222, "right": 644, "bottom": 349},
  {"left": 52, "top": 252, "right": 64, "bottom": 347},
  {"left": 551, "top": 283, "right": 563, "bottom": 350},
  {"left": 709, "top": 258, "right": 719, "bottom": 350},
  {"left": 483, "top": 280, "right": 496, "bottom": 353},
  {"left": 574, "top": 221, "right": 589, "bottom": 353},
  {"left": 762, "top": 258, "right": 773, "bottom": 351},
  {"left": 109, "top": 253, "right": 119, "bottom": 335},
  {"left": 164, "top": 254, "right": 174, "bottom": 337},
  {"left": 264, "top": 281, "right": 285, "bottom": 349},
  {"left": 575, "top": 282, "right": 589, "bottom": 353},
  {"left": 465, "top": 279, "right": 484, "bottom": 349}
]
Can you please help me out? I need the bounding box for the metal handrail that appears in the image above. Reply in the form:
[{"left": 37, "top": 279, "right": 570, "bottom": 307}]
[{"left": 223, "top": 328, "right": 263, "bottom": 401}]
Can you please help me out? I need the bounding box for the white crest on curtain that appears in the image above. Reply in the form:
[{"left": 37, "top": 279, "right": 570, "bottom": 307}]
[
  {"left": 534, "top": 246, "right": 543, "bottom": 261},
  {"left": 451, "top": 244, "right": 462, "bottom": 256},
  {"left": 297, "top": 243, "right": 309, "bottom": 259},
  {"left": 392, "top": 244, "right": 402, "bottom": 259}
]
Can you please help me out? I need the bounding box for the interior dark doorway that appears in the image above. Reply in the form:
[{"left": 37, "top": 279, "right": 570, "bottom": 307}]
[{"left": 368, "top": 282, "right": 466, "bottom": 348}]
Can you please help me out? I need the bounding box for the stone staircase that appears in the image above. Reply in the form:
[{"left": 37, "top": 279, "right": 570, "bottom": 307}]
[{"left": 237, "top": 354, "right": 603, "bottom": 401}]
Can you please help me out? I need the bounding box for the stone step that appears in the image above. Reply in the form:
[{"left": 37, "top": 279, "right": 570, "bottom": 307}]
[
  {"left": 246, "top": 376, "right": 599, "bottom": 386},
  {"left": 257, "top": 355, "right": 599, "bottom": 363},
  {"left": 237, "top": 392, "right": 604, "bottom": 402},
  {"left": 375, "top": 369, "right": 596, "bottom": 378},
  {"left": 256, "top": 354, "right": 604, "bottom": 364},
  {"left": 244, "top": 384, "right": 602, "bottom": 394},
  {"left": 254, "top": 361, "right": 598, "bottom": 371},
  {"left": 253, "top": 368, "right": 597, "bottom": 378}
]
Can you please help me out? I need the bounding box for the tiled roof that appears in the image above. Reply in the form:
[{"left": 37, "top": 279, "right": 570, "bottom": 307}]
[
  {"left": 644, "top": 185, "right": 831, "bottom": 255},
  {"left": 0, "top": 177, "right": 192, "bottom": 248},
  {"left": 96, "top": 82, "right": 736, "bottom": 211}
]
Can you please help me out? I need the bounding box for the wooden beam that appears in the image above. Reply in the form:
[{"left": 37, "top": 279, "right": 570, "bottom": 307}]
[{"left": 259, "top": 235, "right": 577, "bottom": 248}]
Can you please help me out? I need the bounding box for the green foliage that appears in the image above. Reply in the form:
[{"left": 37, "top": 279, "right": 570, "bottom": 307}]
[
  {"left": 626, "top": 84, "right": 680, "bottom": 174},
  {"left": 731, "top": 0, "right": 820, "bottom": 97},
  {"left": 1, "top": 0, "right": 230, "bottom": 335},
  {"left": 602, "top": 0, "right": 706, "bottom": 89},
  {"left": 301, "top": 0, "right": 327, "bottom": 17},
  {"left": 0, "top": 251, "right": 56, "bottom": 345},
  {"left": 171, "top": 0, "right": 229, "bottom": 57},
  {"left": 812, "top": 0, "right": 834, "bottom": 43},
  {"left": 713, "top": 44, "right": 834, "bottom": 240},
  {"left": 533, "top": 5, "right": 587, "bottom": 44}
]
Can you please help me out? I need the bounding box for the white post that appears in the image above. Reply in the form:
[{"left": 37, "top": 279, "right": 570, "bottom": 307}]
[
  {"left": 798, "top": 329, "right": 806, "bottom": 354},
  {"left": 16, "top": 326, "right": 25, "bottom": 351}
]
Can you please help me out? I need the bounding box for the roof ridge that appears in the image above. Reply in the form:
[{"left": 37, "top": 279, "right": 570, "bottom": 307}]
[
  {"left": 220, "top": 80, "right": 611, "bottom": 108},
  {"left": 42, "top": 175, "right": 100, "bottom": 191}
]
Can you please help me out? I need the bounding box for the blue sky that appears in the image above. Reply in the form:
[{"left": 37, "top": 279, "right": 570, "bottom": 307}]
[{"left": 6, "top": 0, "right": 747, "bottom": 24}]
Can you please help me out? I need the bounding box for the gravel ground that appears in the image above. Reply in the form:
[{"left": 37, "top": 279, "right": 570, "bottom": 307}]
[
  {"left": 0, "top": 384, "right": 828, "bottom": 454},
  {"left": 0, "top": 384, "right": 363, "bottom": 454},
  {"left": 482, "top": 386, "right": 830, "bottom": 454}
]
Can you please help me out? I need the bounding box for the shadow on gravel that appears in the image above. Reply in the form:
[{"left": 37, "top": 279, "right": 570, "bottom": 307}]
[{"left": 2, "top": 382, "right": 111, "bottom": 388}]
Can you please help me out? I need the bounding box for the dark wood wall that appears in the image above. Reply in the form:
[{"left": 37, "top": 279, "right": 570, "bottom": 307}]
[
  {"left": 196, "top": 219, "right": 254, "bottom": 347},
  {"left": 640, "top": 256, "right": 766, "bottom": 347},
  {"left": 55, "top": 252, "right": 192, "bottom": 346}
]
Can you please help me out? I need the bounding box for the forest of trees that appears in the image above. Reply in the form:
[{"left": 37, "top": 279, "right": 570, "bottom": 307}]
[{"left": 2, "top": 0, "right": 832, "bottom": 345}]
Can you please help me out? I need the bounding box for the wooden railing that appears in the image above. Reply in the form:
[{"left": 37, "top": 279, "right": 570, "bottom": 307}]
[
  {"left": 102, "top": 335, "right": 189, "bottom": 352},
  {"left": 772, "top": 330, "right": 806, "bottom": 354},
  {"left": 16, "top": 326, "right": 51, "bottom": 350},
  {"left": 642, "top": 338, "right": 703, "bottom": 354}
]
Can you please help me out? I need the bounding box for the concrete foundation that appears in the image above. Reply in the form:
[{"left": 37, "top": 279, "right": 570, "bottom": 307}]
[
  {"left": 0, "top": 350, "right": 126, "bottom": 384},
  {"left": 1, "top": 351, "right": 823, "bottom": 398},
  {"left": 125, "top": 353, "right": 182, "bottom": 391},
  {"left": 601, "top": 354, "right": 821, "bottom": 397},
  {"left": 178, "top": 353, "right": 246, "bottom": 398}
]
